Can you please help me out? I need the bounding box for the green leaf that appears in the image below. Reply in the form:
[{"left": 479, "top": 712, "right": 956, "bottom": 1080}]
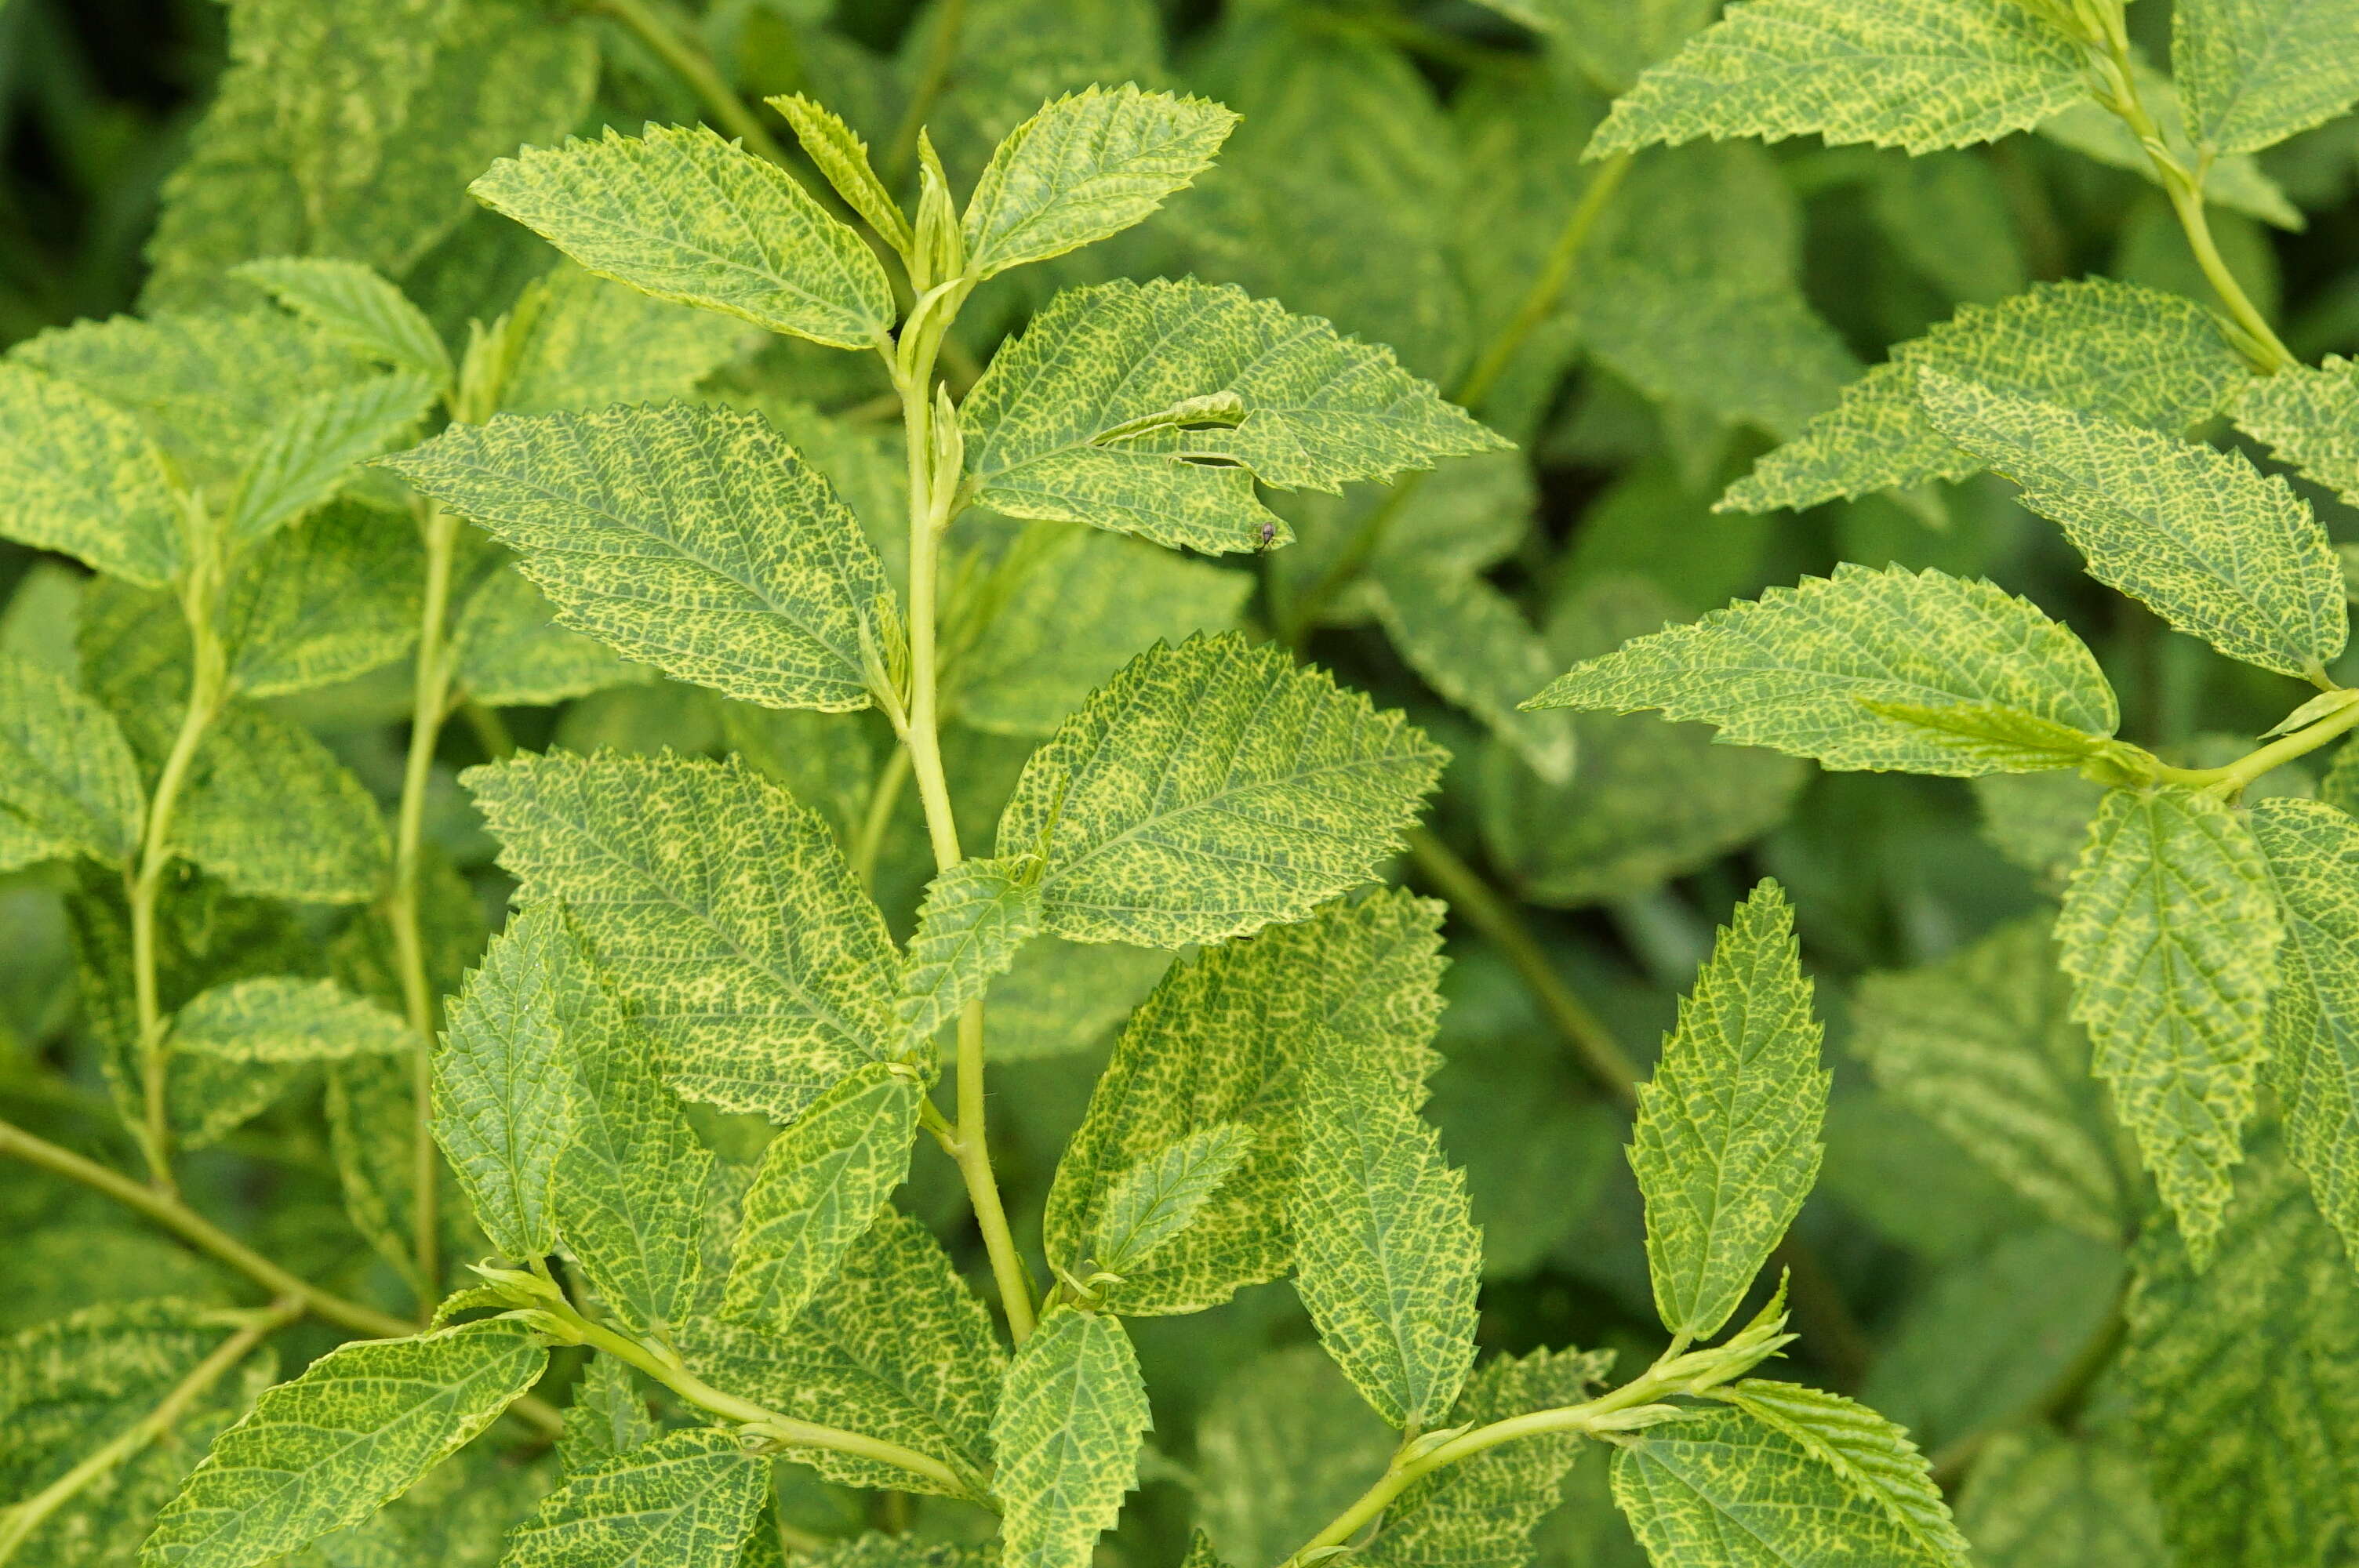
[
  {"left": 959, "top": 279, "right": 1505, "bottom": 554},
  {"left": 2123, "top": 1135, "right": 2359, "bottom": 1568},
  {"left": 469, "top": 124, "right": 895, "bottom": 350},
  {"left": 1362, "top": 1345, "right": 1617, "bottom": 1568},
  {"left": 465, "top": 751, "right": 903, "bottom": 1123},
  {"left": 497, "top": 263, "right": 748, "bottom": 418},
  {"left": 170, "top": 976, "right": 409, "bottom": 1062},
  {"left": 2055, "top": 785, "right": 2282, "bottom": 1263},
  {"left": 2037, "top": 58, "right": 2304, "bottom": 227},
  {"left": 1630, "top": 880, "right": 1828, "bottom": 1340},
  {"left": 382, "top": 405, "right": 896, "bottom": 711},
  {"left": 722, "top": 1064, "right": 919, "bottom": 1330},
  {"left": 1917, "top": 368, "right": 2346, "bottom": 679},
  {"left": 0, "top": 653, "right": 144, "bottom": 869},
  {"left": 1727, "top": 278, "right": 2252, "bottom": 514},
  {"left": 997, "top": 633, "right": 1444, "bottom": 947},
  {"left": 226, "top": 372, "right": 435, "bottom": 546},
  {"left": 326, "top": 1055, "right": 439, "bottom": 1304},
  {"left": 140, "top": 1318, "right": 547, "bottom": 1568},
  {"left": 898, "top": 858, "right": 1041, "bottom": 1044},
  {"left": 451, "top": 560, "right": 652, "bottom": 708},
  {"left": 503, "top": 1426, "right": 768, "bottom": 1568},
  {"left": 1590, "top": 0, "right": 2085, "bottom": 156},
  {"left": 1190, "top": 1345, "right": 1397, "bottom": 1566},
  {"left": 768, "top": 93, "right": 913, "bottom": 257},
  {"left": 680, "top": 1209, "right": 1000, "bottom": 1498},
  {"left": 231, "top": 258, "right": 453, "bottom": 389},
  {"left": 1085, "top": 1122, "right": 1253, "bottom": 1282},
  {"left": 555, "top": 1356, "right": 656, "bottom": 1477},
  {"left": 2234, "top": 353, "right": 2359, "bottom": 508},
  {"left": 0, "top": 363, "right": 184, "bottom": 587},
  {"left": 2175, "top": 0, "right": 2359, "bottom": 154},
  {"left": 1369, "top": 556, "right": 1577, "bottom": 784},
  {"left": 1849, "top": 698, "right": 2123, "bottom": 774},
  {"left": 2249, "top": 798, "right": 2359, "bottom": 1265},
  {"left": 1046, "top": 890, "right": 1445, "bottom": 1315},
  {"left": 962, "top": 86, "right": 1238, "bottom": 277},
  {"left": 1292, "top": 1033, "right": 1481, "bottom": 1429},
  {"left": 1559, "top": 0, "right": 1721, "bottom": 92},
  {"left": 1954, "top": 1428, "right": 2170, "bottom": 1568},
  {"left": 1848, "top": 915, "right": 2131, "bottom": 1242},
  {"left": 171, "top": 704, "right": 389, "bottom": 905},
  {"left": 990, "top": 1308, "right": 1152, "bottom": 1568},
  {"left": 222, "top": 500, "right": 422, "bottom": 698},
  {"left": 1525, "top": 563, "right": 2119, "bottom": 777}
]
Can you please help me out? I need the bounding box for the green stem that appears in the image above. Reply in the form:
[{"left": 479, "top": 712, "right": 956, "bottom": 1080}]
[
  {"left": 458, "top": 698, "right": 517, "bottom": 762},
  {"left": 0, "top": 1296, "right": 304, "bottom": 1566},
  {"left": 885, "top": 0, "right": 967, "bottom": 183},
  {"left": 851, "top": 742, "right": 913, "bottom": 891},
  {"left": 2151, "top": 689, "right": 2359, "bottom": 792},
  {"left": 594, "top": 0, "right": 793, "bottom": 166},
  {"left": 388, "top": 499, "right": 461, "bottom": 1308}
]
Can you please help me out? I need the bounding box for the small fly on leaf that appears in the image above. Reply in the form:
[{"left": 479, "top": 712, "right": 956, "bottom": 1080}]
[{"left": 1254, "top": 521, "right": 1278, "bottom": 554}]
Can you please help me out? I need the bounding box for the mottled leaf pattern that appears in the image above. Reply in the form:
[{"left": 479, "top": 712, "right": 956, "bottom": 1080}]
[
  {"left": 0, "top": 363, "right": 184, "bottom": 586},
  {"left": 2236, "top": 353, "right": 2359, "bottom": 507},
  {"left": 498, "top": 263, "right": 747, "bottom": 418},
  {"left": 222, "top": 501, "right": 421, "bottom": 698},
  {"left": 990, "top": 1308, "right": 1151, "bottom": 1568},
  {"left": 2250, "top": 799, "right": 2359, "bottom": 1264},
  {"left": 171, "top": 704, "right": 389, "bottom": 905},
  {"left": 451, "top": 561, "right": 651, "bottom": 709},
  {"left": 224, "top": 372, "right": 434, "bottom": 546},
  {"left": 503, "top": 1426, "right": 768, "bottom": 1568},
  {"left": 1085, "top": 1122, "right": 1252, "bottom": 1281},
  {"left": 171, "top": 977, "right": 409, "bottom": 1063},
  {"left": 1954, "top": 1428, "right": 2171, "bottom": 1568},
  {"left": 2175, "top": 0, "right": 2359, "bottom": 154},
  {"left": 768, "top": 93, "right": 912, "bottom": 256},
  {"left": 231, "top": 258, "right": 453, "bottom": 387},
  {"left": 898, "top": 858, "right": 1041, "bottom": 1044},
  {"left": 0, "top": 654, "right": 144, "bottom": 869}
]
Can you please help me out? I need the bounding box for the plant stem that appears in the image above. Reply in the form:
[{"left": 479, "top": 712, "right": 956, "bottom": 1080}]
[
  {"left": 594, "top": 0, "right": 793, "bottom": 167},
  {"left": 2152, "top": 690, "right": 2359, "bottom": 792},
  {"left": 850, "top": 743, "right": 913, "bottom": 892},
  {"left": 388, "top": 499, "right": 461, "bottom": 1308},
  {"left": 0, "top": 1295, "right": 304, "bottom": 1566},
  {"left": 886, "top": 0, "right": 967, "bottom": 183}
]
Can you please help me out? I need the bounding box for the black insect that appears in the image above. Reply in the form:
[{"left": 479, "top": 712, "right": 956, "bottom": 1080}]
[{"left": 1254, "top": 521, "right": 1278, "bottom": 553}]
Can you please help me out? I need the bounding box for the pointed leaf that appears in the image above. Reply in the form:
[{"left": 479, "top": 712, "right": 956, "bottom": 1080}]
[
  {"left": 0, "top": 653, "right": 144, "bottom": 869},
  {"left": 1631, "top": 880, "right": 1828, "bottom": 1340},
  {"left": 227, "top": 372, "right": 435, "bottom": 546},
  {"left": 497, "top": 263, "right": 747, "bottom": 417},
  {"left": 0, "top": 363, "right": 184, "bottom": 586},
  {"left": 2234, "top": 352, "right": 2359, "bottom": 508},
  {"left": 170, "top": 703, "right": 389, "bottom": 904},
  {"left": 768, "top": 93, "right": 912, "bottom": 256},
  {"left": 469, "top": 124, "right": 895, "bottom": 349},
  {"left": 1718, "top": 1381, "right": 1972, "bottom": 1559},
  {"left": 555, "top": 1357, "right": 656, "bottom": 1477},
  {"left": 1370, "top": 555, "right": 1577, "bottom": 783},
  {"left": 898, "top": 858, "right": 1041, "bottom": 1044},
  {"left": 997, "top": 633, "right": 1444, "bottom": 946},
  {"left": 1852, "top": 698, "right": 2120, "bottom": 774},
  {"left": 452, "top": 557, "right": 653, "bottom": 709},
  {"left": 222, "top": 499, "right": 422, "bottom": 698},
  {"left": 990, "top": 1308, "right": 1151, "bottom": 1568},
  {"left": 2175, "top": 0, "right": 2359, "bottom": 154},
  {"left": 1085, "top": 1122, "right": 1253, "bottom": 1281},
  {"left": 2056, "top": 785, "right": 2281, "bottom": 1262},
  {"left": 503, "top": 1426, "right": 767, "bottom": 1568},
  {"left": 231, "top": 258, "right": 453, "bottom": 389},
  {"left": 172, "top": 976, "right": 409, "bottom": 1062},
  {"left": 2250, "top": 798, "right": 2359, "bottom": 1264}
]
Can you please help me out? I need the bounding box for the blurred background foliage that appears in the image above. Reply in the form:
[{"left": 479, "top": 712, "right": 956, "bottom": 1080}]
[{"left": 5, "top": 0, "right": 2358, "bottom": 1559}]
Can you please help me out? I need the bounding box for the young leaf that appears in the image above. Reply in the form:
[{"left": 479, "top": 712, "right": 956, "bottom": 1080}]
[
  {"left": 1849, "top": 915, "right": 2130, "bottom": 1242},
  {"left": 1726, "top": 279, "right": 2251, "bottom": 514},
  {"left": 170, "top": 704, "right": 390, "bottom": 905},
  {"left": 898, "top": 858, "right": 1042, "bottom": 1044},
  {"left": 0, "top": 653, "right": 144, "bottom": 869},
  {"left": 996, "top": 633, "right": 1445, "bottom": 947},
  {"left": 170, "top": 976, "right": 409, "bottom": 1062},
  {"left": 1631, "top": 880, "right": 1828, "bottom": 1341},
  {"left": 959, "top": 279, "right": 1505, "bottom": 554},
  {"left": 0, "top": 363, "right": 184, "bottom": 587},
  {"left": 1292, "top": 1034, "right": 1482, "bottom": 1429},
  {"left": 221, "top": 500, "right": 423, "bottom": 698},
  {"left": 2234, "top": 353, "right": 2359, "bottom": 508},
  {"left": 1045, "top": 889, "right": 1446, "bottom": 1315},
  {"left": 1590, "top": 0, "right": 2085, "bottom": 157},
  {"left": 231, "top": 257, "right": 454, "bottom": 389},
  {"left": 2056, "top": 785, "right": 2281, "bottom": 1263},
  {"left": 722, "top": 1064, "right": 919, "bottom": 1330},
  {"left": 464, "top": 750, "right": 902, "bottom": 1122},
  {"left": 1724, "top": 1381, "right": 1972, "bottom": 1558},
  {"left": 1851, "top": 699, "right": 2123, "bottom": 774},
  {"left": 962, "top": 86, "right": 1238, "bottom": 278},
  {"left": 2249, "top": 798, "right": 2359, "bottom": 1263},
  {"left": 434, "top": 902, "right": 584, "bottom": 1260},
  {"left": 555, "top": 1356, "right": 656, "bottom": 1476},
  {"left": 2123, "top": 1136, "right": 2359, "bottom": 1568},
  {"left": 469, "top": 124, "right": 895, "bottom": 350},
  {"left": 990, "top": 1308, "right": 1152, "bottom": 1568},
  {"left": 1917, "top": 368, "right": 2346, "bottom": 679},
  {"left": 139, "top": 1319, "right": 547, "bottom": 1568},
  {"left": 1954, "top": 1428, "right": 2171, "bottom": 1567},
  {"left": 768, "top": 93, "right": 913, "bottom": 256},
  {"left": 1085, "top": 1122, "right": 1253, "bottom": 1282},
  {"left": 2174, "top": 0, "right": 2359, "bottom": 154},
  {"left": 226, "top": 372, "right": 434, "bottom": 546},
  {"left": 1524, "top": 564, "right": 2118, "bottom": 777},
  {"left": 497, "top": 263, "right": 747, "bottom": 417},
  {"left": 681, "top": 1209, "right": 1001, "bottom": 1498},
  {"left": 383, "top": 405, "right": 894, "bottom": 711},
  {"left": 503, "top": 1426, "right": 769, "bottom": 1568}
]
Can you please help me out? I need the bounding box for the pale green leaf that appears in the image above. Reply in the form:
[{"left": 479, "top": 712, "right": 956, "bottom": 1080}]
[
  {"left": 469, "top": 124, "right": 895, "bottom": 350},
  {"left": 722, "top": 1064, "right": 918, "bottom": 1330},
  {"left": 434, "top": 902, "right": 583, "bottom": 1259},
  {"left": 1047, "top": 889, "right": 1445, "bottom": 1315},
  {"left": 325, "top": 1055, "right": 438, "bottom": 1304},
  {"left": 963, "top": 85, "right": 1238, "bottom": 277},
  {"left": 139, "top": 1319, "right": 547, "bottom": 1568},
  {"left": 503, "top": 1426, "right": 767, "bottom": 1568},
  {"left": 498, "top": 263, "right": 747, "bottom": 418},
  {"left": 1292, "top": 1033, "right": 1481, "bottom": 1429},
  {"left": 1631, "top": 880, "right": 1828, "bottom": 1340},
  {"left": 990, "top": 1308, "right": 1151, "bottom": 1568},
  {"left": 464, "top": 751, "right": 902, "bottom": 1122},
  {"left": 2234, "top": 352, "right": 2359, "bottom": 507},
  {"left": 0, "top": 653, "right": 144, "bottom": 869},
  {"left": 1850, "top": 699, "right": 2121, "bottom": 774},
  {"left": 555, "top": 1357, "right": 655, "bottom": 1477},
  {"left": 1369, "top": 556, "right": 1576, "bottom": 784},
  {"left": 1192, "top": 1345, "right": 1397, "bottom": 1567},
  {"left": 1918, "top": 368, "right": 2346, "bottom": 678},
  {"left": 2123, "top": 1135, "right": 2359, "bottom": 1567},
  {"left": 960, "top": 279, "right": 1505, "bottom": 554},
  {"left": 1084, "top": 1122, "right": 1252, "bottom": 1282},
  {"left": 2175, "top": 0, "right": 2359, "bottom": 154},
  {"left": 231, "top": 258, "right": 453, "bottom": 389},
  {"left": 1721, "top": 1381, "right": 1971, "bottom": 1559},
  {"left": 1561, "top": 0, "right": 1721, "bottom": 93},
  {"left": 382, "top": 405, "right": 896, "bottom": 711},
  {"left": 171, "top": 976, "right": 409, "bottom": 1063},
  {"left": 2056, "top": 785, "right": 2281, "bottom": 1262},
  {"left": 221, "top": 501, "right": 421, "bottom": 698},
  {"left": 1726, "top": 278, "right": 2252, "bottom": 514},
  {"left": 1579, "top": 266, "right": 1860, "bottom": 442},
  {"left": 1849, "top": 915, "right": 2131, "bottom": 1242},
  {"left": 451, "top": 561, "right": 652, "bottom": 709},
  {"left": 997, "top": 633, "right": 1444, "bottom": 947},
  {"left": 1590, "top": 0, "right": 2085, "bottom": 156},
  {"left": 1954, "top": 1428, "right": 2171, "bottom": 1568},
  {"left": 1525, "top": 563, "right": 2119, "bottom": 777},
  {"left": 898, "top": 858, "right": 1041, "bottom": 1044},
  {"left": 768, "top": 93, "right": 912, "bottom": 256},
  {"left": 1868, "top": 150, "right": 2030, "bottom": 306},
  {"left": 2037, "top": 60, "right": 2305, "bottom": 227},
  {"left": 679, "top": 1209, "right": 1000, "bottom": 1498},
  {"left": 172, "top": 704, "right": 389, "bottom": 905},
  {"left": 0, "top": 363, "right": 184, "bottom": 587},
  {"left": 2250, "top": 798, "right": 2359, "bottom": 1265}
]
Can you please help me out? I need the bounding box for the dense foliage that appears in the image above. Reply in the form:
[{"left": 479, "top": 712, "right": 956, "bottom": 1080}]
[{"left": 6, "top": 0, "right": 2359, "bottom": 1564}]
